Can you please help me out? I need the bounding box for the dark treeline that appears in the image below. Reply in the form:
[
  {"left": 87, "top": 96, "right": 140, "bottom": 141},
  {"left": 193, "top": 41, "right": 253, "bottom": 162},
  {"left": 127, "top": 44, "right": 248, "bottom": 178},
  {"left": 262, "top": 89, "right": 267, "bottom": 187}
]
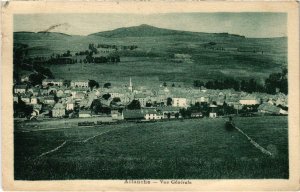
[
  {"left": 193, "top": 67, "right": 288, "bottom": 95},
  {"left": 96, "top": 43, "right": 138, "bottom": 50},
  {"left": 13, "top": 43, "right": 55, "bottom": 85}
]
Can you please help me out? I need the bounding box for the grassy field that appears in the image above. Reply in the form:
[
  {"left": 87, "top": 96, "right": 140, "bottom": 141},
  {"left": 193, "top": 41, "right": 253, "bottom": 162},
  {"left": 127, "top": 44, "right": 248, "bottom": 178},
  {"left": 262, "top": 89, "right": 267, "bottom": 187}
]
[
  {"left": 14, "top": 29, "right": 287, "bottom": 83},
  {"left": 14, "top": 116, "right": 288, "bottom": 180}
]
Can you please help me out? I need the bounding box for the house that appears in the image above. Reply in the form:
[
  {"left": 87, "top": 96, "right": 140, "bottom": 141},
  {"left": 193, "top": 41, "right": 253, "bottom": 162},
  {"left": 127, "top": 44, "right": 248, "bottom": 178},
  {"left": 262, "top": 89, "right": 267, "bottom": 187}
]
[
  {"left": 33, "top": 104, "right": 42, "bottom": 112},
  {"left": 71, "top": 88, "right": 87, "bottom": 100},
  {"left": 14, "top": 85, "right": 27, "bottom": 94},
  {"left": 30, "top": 96, "right": 38, "bottom": 104},
  {"left": 20, "top": 94, "right": 31, "bottom": 104},
  {"left": 191, "top": 112, "right": 203, "bottom": 118},
  {"left": 52, "top": 103, "right": 65, "bottom": 117},
  {"left": 56, "top": 89, "right": 65, "bottom": 98},
  {"left": 157, "top": 106, "right": 181, "bottom": 119},
  {"left": 44, "top": 96, "right": 55, "bottom": 105},
  {"left": 13, "top": 95, "right": 19, "bottom": 103},
  {"left": 79, "top": 110, "right": 92, "bottom": 118},
  {"left": 65, "top": 99, "right": 75, "bottom": 111},
  {"left": 28, "top": 87, "right": 40, "bottom": 96},
  {"left": 142, "top": 109, "right": 163, "bottom": 120},
  {"left": 74, "top": 92, "right": 86, "bottom": 101},
  {"left": 40, "top": 88, "right": 49, "bottom": 96},
  {"left": 172, "top": 98, "right": 187, "bottom": 108},
  {"left": 123, "top": 110, "right": 144, "bottom": 120},
  {"left": 111, "top": 109, "right": 123, "bottom": 120},
  {"left": 135, "top": 94, "right": 150, "bottom": 107},
  {"left": 71, "top": 80, "right": 89, "bottom": 88},
  {"left": 239, "top": 96, "right": 260, "bottom": 105},
  {"left": 31, "top": 104, "right": 42, "bottom": 116},
  {"left": 209, "top": 104, "right": 218, "bottom": 118},
  {"left": 42, "top": 79, "right": 64, "bottom": 87},
  {"left": 48, "top": 86, "right": 60, "bottom": 95},
  {"left": 20, "top": 74, "right": 30, "bottom": 82},
  {"left": 257, "top": 103, "right": 287, "bottom": 115}
]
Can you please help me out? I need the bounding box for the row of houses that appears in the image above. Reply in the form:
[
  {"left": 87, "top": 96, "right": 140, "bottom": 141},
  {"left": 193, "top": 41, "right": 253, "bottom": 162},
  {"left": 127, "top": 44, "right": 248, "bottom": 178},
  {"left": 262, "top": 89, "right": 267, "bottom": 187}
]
[{"left": 13, "top": 78, "right": 288, "bottom": 119}]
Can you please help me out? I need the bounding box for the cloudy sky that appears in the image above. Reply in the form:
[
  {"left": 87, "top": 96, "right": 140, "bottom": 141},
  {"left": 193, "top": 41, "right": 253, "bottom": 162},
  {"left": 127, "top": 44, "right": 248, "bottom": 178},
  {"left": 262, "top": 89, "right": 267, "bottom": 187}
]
[{"left": 14, "top": 13, "right": 287, "bottom": 38}]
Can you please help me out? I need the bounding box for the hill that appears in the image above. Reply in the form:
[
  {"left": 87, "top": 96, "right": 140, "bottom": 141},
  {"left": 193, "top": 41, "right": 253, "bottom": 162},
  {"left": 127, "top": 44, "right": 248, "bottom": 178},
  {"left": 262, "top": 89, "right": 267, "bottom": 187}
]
[
  {"left": 89, "top": 24, "right": 246, "bottom": 38},
  {"left": 13, "top": 25, "right": 287, "bottom": 84}
]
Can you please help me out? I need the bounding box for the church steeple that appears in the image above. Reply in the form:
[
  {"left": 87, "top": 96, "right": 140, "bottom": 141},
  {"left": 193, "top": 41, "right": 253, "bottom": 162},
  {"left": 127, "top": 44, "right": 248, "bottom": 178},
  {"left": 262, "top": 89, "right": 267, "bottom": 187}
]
[{"left": 128, "top": 77, "right": 133, "bottom": 92}]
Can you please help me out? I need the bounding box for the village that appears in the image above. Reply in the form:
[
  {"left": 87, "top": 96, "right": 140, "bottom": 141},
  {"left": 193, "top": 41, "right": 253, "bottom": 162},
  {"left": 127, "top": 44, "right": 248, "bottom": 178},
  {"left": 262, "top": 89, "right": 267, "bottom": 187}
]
[{"left": 13, "top": 77, "right": 288, "bottom": 124}]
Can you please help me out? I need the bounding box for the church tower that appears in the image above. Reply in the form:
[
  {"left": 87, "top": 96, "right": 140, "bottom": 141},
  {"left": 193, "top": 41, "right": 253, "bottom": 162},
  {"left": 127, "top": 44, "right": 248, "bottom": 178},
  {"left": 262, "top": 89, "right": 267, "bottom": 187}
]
[{"left": 128, "top": 77, "right": 133, "bottom": 92}]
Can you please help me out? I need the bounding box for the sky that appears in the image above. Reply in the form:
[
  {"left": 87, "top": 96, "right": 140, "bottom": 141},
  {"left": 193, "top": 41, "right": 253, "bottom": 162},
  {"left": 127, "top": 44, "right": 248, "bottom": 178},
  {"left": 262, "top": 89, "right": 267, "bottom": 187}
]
[{"left": 14, "top": 13, "right": 287, "bottom": 38}]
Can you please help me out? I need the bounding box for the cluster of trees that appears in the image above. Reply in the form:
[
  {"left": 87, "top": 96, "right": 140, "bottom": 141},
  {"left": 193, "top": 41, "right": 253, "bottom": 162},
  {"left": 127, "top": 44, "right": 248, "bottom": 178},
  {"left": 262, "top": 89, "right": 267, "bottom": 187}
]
[
  {"left": 90, "top": 99, "right": 111, "bottom": 115},
  {"left": 87, "top": 80, "right": 112, "bottom": 90},
  {"left": 13, "top": 43, "right": 55, "bottom": 85},
  {"left": 28, "top": 65, "right": 55, "bottom": 86},
  {"left": 193, "top": 68, "right": 288, "bottom": 95},
  {"left": 93, "top": 55, "right": 120, "bottom": 63},
  {"left": 97, "top": 44, "right": 138, "bottom": 50},
  {"left": 78, "top": 44, "right": 120, "bottom": 64},
  {"left": 127, "top": 100, "right": 141, "bottom": 110},
  {"left": 265, "top": 68, "right": 288, "bottom": 94},
  {"left": 88, "top": 80, "right": 99, "bottom": 90},
  {"left": 13, "top": 98, "right": 33, "bottom": 118},
  {"left": 75, "top": 50, "right": 92, "bottom": 56}
]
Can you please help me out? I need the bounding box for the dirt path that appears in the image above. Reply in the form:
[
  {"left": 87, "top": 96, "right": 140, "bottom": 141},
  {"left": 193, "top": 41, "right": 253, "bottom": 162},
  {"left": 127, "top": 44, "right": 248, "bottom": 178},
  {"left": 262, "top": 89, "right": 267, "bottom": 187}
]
[
  {"left": 36, "top": 127, "right": 123, "bottom": 159},
  {"left": 37, "top": 141, "right": 67, "bottom": 158}
]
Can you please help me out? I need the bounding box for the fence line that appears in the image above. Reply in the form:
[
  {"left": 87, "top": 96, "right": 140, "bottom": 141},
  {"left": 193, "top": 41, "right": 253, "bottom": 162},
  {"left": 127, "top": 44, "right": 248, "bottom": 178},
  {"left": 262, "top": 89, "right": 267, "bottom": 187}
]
[{"left": 234, "top": 125, "right": 272, "bottom": 156}]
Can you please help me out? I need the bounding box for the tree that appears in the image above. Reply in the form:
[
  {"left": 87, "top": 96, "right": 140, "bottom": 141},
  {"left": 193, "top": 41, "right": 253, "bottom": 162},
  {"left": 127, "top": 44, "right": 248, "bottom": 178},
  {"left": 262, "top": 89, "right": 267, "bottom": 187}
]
[
  {"left": 13, "top": 99, "right": 33, "bottom": 118},
  {"left": 112, "top": 97, "right": 121, "bottom": 102},
  {"left": 172, "top": 83, "right": 175, "bottom": 87},
  {"left": 29, "top": 73, "right": 45, "bottom": 86},
  {"left": 91, "top": 99, "right": 102, "bottom": 114},
  {"left": 163, "top": 82, "right": 167, "bottom": 87},
  {"left": 179, "top": 108, "right": 187, "bottom": 118},
  {"left": 175, "top": 112, "right": 180, "bottom": 119},
  {"left": 102, "top": 93, "right": 111, "bottom": 100},
  {"left": 127, "top": 99, "right": 141, "bottom": 110},
  {"left": 167, "top": 97, "right": 172, "bottom": 106},
  {"left": 146, "top": 102, "right": 152, "bottom": 107},
  {"left": 88, "top": 80, "right": 99, "bottom": 90},
  {"left": 265, "top": 73, "right": 282, "bottom": 94},
  {"left": 167, "top": 113, "right": 171, "bottom": 119},
  {"left": 193, "top": 80, "right": 204, "bottom": 88},
  {"left": 103, "top": 82, "right": 111, "bottom": 89}
]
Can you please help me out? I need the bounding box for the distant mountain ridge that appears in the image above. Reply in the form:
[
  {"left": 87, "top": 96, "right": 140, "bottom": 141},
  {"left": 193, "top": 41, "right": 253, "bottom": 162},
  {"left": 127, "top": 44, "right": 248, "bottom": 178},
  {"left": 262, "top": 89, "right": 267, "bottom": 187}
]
[
  {"left": 14, "top": 31, "right": 71, "bottom": 36},
  {"left": 88, "top": 24, "right": 246, "bottom": 38}
]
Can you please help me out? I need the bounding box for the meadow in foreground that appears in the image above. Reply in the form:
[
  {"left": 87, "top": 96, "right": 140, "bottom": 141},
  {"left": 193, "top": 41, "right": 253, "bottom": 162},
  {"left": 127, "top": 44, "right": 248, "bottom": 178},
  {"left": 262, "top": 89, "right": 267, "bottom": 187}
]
[{"left": 14, "top": 116, "right": 288, "bottom": 180}]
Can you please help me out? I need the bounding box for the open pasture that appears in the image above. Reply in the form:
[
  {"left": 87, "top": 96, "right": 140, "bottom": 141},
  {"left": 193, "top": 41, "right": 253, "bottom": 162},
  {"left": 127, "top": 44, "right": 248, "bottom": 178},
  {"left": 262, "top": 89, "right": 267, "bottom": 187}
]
[{"left": 14, "top": 116, "right": 288, "bottom": 180}]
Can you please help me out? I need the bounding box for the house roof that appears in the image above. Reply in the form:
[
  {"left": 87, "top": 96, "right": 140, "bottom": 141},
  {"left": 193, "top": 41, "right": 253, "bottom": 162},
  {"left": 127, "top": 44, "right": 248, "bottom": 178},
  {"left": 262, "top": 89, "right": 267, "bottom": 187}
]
[
  {"left": 14, "top": 85, "right": 27, "bottom": 89},
  {"left": 43, "top": 79, "right": 64, "bottom": 82},
  {"left": 33, "top": 104, "right": 42, "bottom": 110},
  {"left": 135, "top": 93, "right": 148, "bottom": 99},
  {"left": 240, "top": 95, "right": 257, "bottom": 100},
  {"left": 142, "top": 109, "right": 158, "bottom": 115},
  {"left": 123, "top": 110, "right": 144, "bottom": 119},
  {"left": 53, "top": 103, "right": 65, "bottom": 109},
  {"left": 71, "top": 80, "right": 89, "bottom": 83},
  {"left": 156, "top": 106, "right": 181, "bottom": 112},
  {"left": 258, "top": 103, "right": 281, "bottom": 114},
  {"left": 79, "top": 110, "right": 91, "bottom": 114},
  {"left": 29, "top": 87, "right": 40, "bottom": 92},
  {"left": 44, "top": 96, "right": 55, "bottom": 100}
]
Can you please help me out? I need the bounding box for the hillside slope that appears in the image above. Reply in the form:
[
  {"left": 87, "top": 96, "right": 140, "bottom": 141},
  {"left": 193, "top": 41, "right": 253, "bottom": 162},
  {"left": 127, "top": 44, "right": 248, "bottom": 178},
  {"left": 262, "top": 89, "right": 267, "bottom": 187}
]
[{"left": 13, "top": 25, "right": 287, "bottom": 83}]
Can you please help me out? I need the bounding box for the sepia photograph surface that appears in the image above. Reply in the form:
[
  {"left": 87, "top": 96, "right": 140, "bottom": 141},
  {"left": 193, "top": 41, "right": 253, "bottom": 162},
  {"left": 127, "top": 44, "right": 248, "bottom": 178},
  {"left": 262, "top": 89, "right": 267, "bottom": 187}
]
[{"left": 2, "top": 1, "right": 299, "bottom": 191}]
